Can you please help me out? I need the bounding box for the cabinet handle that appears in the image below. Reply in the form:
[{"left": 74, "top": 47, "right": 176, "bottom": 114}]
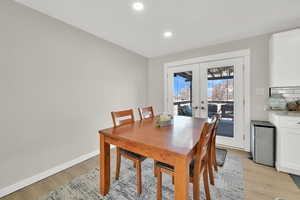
[{"left": 297, "top": 122, "right": 300, "bottom": 125}]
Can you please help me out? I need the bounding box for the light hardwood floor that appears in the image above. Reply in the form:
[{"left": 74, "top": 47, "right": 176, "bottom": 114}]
[{"left": 1, "top": 149, "right": 300, "bottom": 200}]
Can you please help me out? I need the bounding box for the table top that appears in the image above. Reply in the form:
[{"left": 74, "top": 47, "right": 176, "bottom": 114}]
[{"left": 99, "top": 116, "right": 207, "bottom": 156}]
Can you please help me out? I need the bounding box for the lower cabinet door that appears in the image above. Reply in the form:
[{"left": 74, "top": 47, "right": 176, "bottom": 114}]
[{"left": 280, "top": 127, "right": 300, "bottom": 175}]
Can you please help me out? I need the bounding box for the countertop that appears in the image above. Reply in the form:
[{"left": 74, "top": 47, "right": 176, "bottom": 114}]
[{"left": 268, "top": 110, "right": 300, "bottom": 118}]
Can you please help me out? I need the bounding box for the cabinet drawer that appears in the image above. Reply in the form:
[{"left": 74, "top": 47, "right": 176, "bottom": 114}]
[{"left": 277, "top": 117, "right": 300, "bottom": 129}]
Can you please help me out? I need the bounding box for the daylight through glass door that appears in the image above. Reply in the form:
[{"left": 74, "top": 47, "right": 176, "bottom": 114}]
[
  {"left": 173, "top": 71, "right": 193, "bottom": 116},
  {"left": 207, "top": 66, "right": 234, "bottom": 138}
]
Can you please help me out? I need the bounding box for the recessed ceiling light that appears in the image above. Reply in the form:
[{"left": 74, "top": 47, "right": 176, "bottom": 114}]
[
  {"left": 163, "top": 31, "right": 173, "bottom": 38},
  {"left": 132, "top": 2, "right": 144, "bottom": 11}
]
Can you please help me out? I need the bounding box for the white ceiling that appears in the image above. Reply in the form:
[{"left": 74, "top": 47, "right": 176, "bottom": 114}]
[{"left": 15, "top": 0, "right": 300, "bottom": 58}]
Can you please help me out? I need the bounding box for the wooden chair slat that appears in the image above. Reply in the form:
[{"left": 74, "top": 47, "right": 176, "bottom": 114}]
[
  {"left": 111, "top": 109, "right": 135, "bottom": 127},
  {"left": 138, "top": 106, "right": 154, "bottom": 120}
]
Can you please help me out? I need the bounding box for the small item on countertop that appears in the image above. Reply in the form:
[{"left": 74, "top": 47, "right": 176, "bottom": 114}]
[
  {"left": 287, "top": 101, "right": 300, "bottom": 111},
  {"left": 288, "top": 101, "right": 298, "bottom": 111},
  {"left": 156, "top": 113, "right": 173, "bottom": 127},
  {"left": 269, "top": 94, "right": 287, "bottom": 110}
]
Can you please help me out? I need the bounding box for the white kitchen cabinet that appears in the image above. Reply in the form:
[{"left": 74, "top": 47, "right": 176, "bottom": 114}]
[
  {"left": 269, "top": 112, "right": 300, "bottom": 175},
  {"left": 270, "top": 28, "right": 300, "bottom": 87}
]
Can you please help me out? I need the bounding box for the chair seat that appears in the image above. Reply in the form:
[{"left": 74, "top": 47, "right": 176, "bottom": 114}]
[
  {"left": 156, "top": 160, "right": 195, "bottom": 177},
  {"left": 119, "top": 148, "right": 146, "bottom": 160}
]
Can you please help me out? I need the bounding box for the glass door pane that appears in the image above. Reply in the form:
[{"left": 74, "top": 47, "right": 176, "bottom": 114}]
[
  {"left": 207, "top": 66, "right": 234, "bottom": 138},
  {"left": 173, "top": 71, "right": 193, "bottom": 116},
  {"left": 167, "top": 64, "right": 199, "bottom": 117}
]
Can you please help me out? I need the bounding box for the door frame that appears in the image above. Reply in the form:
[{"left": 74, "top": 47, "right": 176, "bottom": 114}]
[{"left": 163, "top": 49, "right": 251, "bottom": 151}]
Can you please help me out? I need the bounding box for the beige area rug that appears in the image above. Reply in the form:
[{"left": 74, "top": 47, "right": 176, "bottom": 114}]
[{"left": 38, "top": 151, "right": 244, "bottom": 200}]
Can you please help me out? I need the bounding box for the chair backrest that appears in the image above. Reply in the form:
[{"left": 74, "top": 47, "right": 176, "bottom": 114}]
[
  {"left": 111, "top": 109, "right": 135, "bottom": 127},
  {"left": 211, "top": 114, "right": 221, "bottom": 140},
  {"left": 193, "top": 119, "right": 216, "bottom": 175},
  {"left": 138, "top": 106, "right": 154, "bottom": 120}
]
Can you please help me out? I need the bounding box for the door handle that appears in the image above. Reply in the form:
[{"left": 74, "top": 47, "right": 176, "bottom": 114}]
[
  {"left": 201, "top": 106, "right": 205, "bottom": 110},
  {"left": 192, "top": 106, "right": 199, "bottom": 109}
]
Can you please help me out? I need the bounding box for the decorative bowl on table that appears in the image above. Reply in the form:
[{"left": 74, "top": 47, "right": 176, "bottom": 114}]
[{"left": 156, "top": 113, "right": 173, "bottom": 127}]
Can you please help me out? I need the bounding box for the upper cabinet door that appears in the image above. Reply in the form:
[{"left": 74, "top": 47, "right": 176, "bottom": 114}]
[{"left": 270, "top": 29, "right": 300, "bottom": 87}]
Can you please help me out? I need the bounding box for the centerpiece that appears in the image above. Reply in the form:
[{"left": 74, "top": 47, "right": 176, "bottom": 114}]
[{"left": 156, "top": 113, "right": 173, "bottom": 127}]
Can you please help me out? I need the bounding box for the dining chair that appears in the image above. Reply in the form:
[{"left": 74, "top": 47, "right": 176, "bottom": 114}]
[
  {"left": 138, "top": 106, "right": 158, "bottom": 177},
  {"left": 207, "top": 114, "right": 221, "bottom": 185},
  {"left": 138, "top": 106, "right": 154, "bottom": 120},
  {"left": 155, "top": 121, "right": 215, "bottom": 200},
  {"left": 111, "top": 109, "right": 147, "bottom": 196}
]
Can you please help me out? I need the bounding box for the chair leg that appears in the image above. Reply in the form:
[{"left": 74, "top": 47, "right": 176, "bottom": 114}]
[
  {"left": 208, "top": 156, "right": 215, "bottom": 185},
  {"left": 213, "top": 153, "right": 218, "bottom": 171},
  {"left": 192, "top": 172, "right": 200, "bottom": 200},
  {"left": 203, "top": 168, "right": 211, "bottom": 200},
  {"left": 172, "top": 176, "right": 174, "bottom": 185},
  {"left": 213, "top": 143, "right": 218, "bottom": 172},
  {"left": 136, "top": 161, "right": 142, "bottom": 196},
  {"left": 156, "top": 168, "right": 162, "bottom": 200},
  {"left": 115, "top": 148, "right": 121, "bottom": 180},
  {"left": 154, "top": 160, "right": 157, "bottom": 177}
]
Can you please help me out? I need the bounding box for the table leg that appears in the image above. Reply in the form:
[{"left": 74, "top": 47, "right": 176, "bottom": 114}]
[
  {"left": 174, "top": 158, "right": 189, "bottom": 200},
  {"left": 100, "top": 134, "right": 110, "bottom": 195}
]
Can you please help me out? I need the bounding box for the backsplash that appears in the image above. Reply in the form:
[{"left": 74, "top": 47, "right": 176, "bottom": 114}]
[{"left": 270, "top": 87, "right": 300, "bottom": 102}]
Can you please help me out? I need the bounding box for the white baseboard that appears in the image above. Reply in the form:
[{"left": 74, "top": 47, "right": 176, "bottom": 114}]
[
  {"left": 0, "top": 150, "right": 99, "bottom": 198},
  {"left": 278, "top": 164, "right": 300, "bottom": 176},
  {"left": 216, "top": 144, "right": 249, "bottom": 152}
]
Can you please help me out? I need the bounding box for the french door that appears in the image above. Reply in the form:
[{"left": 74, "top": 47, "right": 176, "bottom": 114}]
[
  {"left": 166, "top": 58, "right": 245, "bottom": 149},
  {"left": 199, "top": 58, "right": 244, "bottom": 148}
]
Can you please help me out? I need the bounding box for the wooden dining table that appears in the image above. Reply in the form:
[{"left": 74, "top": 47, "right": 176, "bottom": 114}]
[{"left": 98, "top": 115, "right": 206, "bottom": 200}]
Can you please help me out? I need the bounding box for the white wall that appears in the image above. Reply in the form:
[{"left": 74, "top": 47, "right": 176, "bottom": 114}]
[
  {"left": 0, "top": 0, "right": 147, "bottom": 191},
  {"left": 148, "top": 34, "right": 270, "bottom": 121}
]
